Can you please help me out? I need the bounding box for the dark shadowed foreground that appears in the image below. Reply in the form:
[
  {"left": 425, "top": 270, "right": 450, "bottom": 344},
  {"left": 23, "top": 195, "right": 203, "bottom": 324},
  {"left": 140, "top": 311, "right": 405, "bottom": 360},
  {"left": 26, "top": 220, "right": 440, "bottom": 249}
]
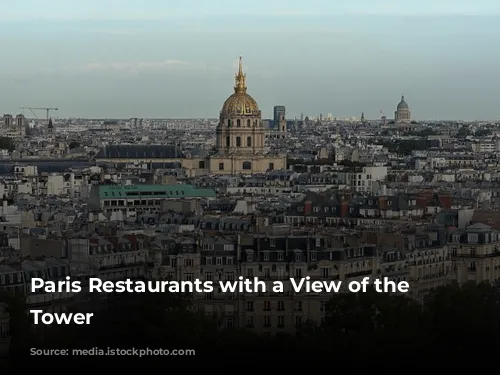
[{"left": 2, "top": 282, "right": 498, "bottom": 369}]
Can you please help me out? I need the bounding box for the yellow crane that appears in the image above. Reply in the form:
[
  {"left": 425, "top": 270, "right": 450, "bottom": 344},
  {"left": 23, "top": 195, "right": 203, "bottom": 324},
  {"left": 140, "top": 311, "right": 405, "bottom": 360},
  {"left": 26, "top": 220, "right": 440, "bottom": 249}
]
[{"left": 19, "top": 107, "right": 58, "bottom": 120}]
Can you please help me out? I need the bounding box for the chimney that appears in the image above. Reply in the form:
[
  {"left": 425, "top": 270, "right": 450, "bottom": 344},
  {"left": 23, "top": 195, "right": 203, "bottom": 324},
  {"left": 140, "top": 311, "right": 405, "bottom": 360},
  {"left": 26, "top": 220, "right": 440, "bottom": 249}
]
[
  {"left": 378, "top": 196, "right": 387, "bottom": 210},
  {"left": 439, "top": 194, "right": 452, "bottom": 209},
  {"left": 340, "top": 201, "right": 349, "bottom": 218},
  {"left": 304, "top": 200, "right": 312, "bottom": 215}
]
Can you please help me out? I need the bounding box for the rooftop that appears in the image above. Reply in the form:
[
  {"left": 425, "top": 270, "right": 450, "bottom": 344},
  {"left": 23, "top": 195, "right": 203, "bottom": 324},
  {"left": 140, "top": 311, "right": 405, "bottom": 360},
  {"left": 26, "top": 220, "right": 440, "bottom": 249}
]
[
  {"left": 95, "top": 145, "right": 185, "bottom": 159},
  {"left": 99, "top": 184, "right": 216, "bottom": 199}
]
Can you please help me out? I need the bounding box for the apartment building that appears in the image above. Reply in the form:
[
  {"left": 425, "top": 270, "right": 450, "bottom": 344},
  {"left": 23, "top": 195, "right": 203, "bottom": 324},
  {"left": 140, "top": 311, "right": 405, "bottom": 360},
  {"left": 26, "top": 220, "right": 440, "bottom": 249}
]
[
  {"left": 450, "top": 223, "right": 500, "bottom": 285},
  {"left": 150, "top": 233, "right": 380, "bottom": 334},
  {"left": 0, "top": 303, "right": 10, "bottom": 358}
]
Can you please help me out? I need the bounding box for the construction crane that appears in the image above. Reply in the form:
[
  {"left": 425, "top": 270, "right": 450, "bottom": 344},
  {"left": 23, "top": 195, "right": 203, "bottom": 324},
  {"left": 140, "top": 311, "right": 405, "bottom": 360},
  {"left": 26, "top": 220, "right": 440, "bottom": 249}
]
[{"left": 19, "top": 107, "right": 58, "bottom": 120}]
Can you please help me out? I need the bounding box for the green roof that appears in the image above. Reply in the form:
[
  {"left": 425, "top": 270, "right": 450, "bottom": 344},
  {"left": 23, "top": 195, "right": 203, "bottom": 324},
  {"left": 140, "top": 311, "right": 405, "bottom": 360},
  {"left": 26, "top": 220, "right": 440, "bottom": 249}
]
[{"left": 99, "top": 184, "right": 216, "bottom": 199}]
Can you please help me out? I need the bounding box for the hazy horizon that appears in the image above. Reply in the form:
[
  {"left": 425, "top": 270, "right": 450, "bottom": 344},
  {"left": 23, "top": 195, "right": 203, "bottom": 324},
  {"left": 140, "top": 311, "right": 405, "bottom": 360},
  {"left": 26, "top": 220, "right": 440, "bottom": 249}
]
[{"left": 1, "top": 1, "right": 499, "bottom": 121}]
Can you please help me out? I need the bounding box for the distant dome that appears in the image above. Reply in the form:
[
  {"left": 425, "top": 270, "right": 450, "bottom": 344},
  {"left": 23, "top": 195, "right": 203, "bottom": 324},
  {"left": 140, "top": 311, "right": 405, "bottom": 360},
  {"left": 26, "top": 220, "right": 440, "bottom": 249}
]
[
  {"left": 220, "top": 57, "right": 260, "bottom": 118},
  {"left": 397, "top": 95, "right": 409, "bottom": 110}
]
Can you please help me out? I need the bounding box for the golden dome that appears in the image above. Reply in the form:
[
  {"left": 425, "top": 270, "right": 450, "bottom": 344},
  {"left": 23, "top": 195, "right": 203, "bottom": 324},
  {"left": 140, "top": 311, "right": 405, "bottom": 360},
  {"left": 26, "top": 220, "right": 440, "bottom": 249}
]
[{"left": 220, "top": 57, "right": 260, "bottom": 118}]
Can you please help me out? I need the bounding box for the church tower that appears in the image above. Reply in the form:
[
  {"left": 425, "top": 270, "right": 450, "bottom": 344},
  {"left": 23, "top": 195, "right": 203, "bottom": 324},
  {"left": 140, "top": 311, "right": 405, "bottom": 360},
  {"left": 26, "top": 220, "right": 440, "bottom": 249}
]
[
  {"left": 209, "top": 57, "right": 287, "bottom": 174},
  {"left": 215, "top": 57, "right": 265, "bottom": 156}
]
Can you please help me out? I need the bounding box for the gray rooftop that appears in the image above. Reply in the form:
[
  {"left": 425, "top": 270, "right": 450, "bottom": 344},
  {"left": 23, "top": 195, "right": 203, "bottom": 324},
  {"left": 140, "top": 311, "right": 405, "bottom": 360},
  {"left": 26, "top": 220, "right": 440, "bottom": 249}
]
[{"left": 95, "top": 145, "right": 186, "bottom": 159}]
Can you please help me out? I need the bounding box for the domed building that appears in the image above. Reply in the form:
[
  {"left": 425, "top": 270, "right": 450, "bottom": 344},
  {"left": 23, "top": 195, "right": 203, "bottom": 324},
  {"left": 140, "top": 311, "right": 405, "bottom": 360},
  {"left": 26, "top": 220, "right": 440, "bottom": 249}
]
[
  {"left": 94, "top": 57, "right": 287, "bottom": 176},
  {"left": 207, "top": 57, "right": 287, "bottom": 174},
  {"left": 394, "top": 95, "right": 411, "bottom": 124}
]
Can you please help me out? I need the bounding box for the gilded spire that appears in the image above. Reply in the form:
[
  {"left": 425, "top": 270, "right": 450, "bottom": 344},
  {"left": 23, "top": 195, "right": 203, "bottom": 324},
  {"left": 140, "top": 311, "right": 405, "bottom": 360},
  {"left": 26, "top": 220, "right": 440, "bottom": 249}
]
[{"left": 234, "top": 56, "right": 247, "bottom": 94}]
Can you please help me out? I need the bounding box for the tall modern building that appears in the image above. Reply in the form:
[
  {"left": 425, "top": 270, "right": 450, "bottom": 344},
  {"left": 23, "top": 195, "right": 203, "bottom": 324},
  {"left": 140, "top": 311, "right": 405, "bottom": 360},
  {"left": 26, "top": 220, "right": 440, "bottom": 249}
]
[{"left": 273, "top": 106, "right": 285, "bottom": 126}]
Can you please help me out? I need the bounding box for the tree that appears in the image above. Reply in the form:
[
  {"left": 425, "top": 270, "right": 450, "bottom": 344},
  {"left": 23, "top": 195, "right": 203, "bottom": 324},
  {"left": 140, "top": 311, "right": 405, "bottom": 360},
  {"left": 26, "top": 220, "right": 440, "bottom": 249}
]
[
  {"left": 457, "top": 126, "right": 471, "bottom": 138},
  {"left": 423, "top": 281, "right": 500, "bottom": 361},
  {"left": 0, "top": 138, "right": 15, "bottom": 152},
  {"left": 6, "top": 282, "right": 500, "bottom": 368}
]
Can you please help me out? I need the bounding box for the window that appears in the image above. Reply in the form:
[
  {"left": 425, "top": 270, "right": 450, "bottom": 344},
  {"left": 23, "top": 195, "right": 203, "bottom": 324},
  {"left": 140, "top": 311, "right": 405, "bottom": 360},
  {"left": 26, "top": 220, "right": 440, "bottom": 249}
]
[
  {"left": 247, "top": 301, "right": 254, "bottom": 311},
  {"left": 206, "top": 257, "right": 212, "bottom": 265},
  {"left": 321, "top": 267, "right": 329, "bottom": 278},
  {"left": 236, "top": 136, "right": 241, "bottom": 147},
  {"left": 270, "top": 239, "right": 276, "bottom": 247},
  {"left": 226, "top": 136, "right": 230, "bottom": 147},
  {"left": 237, "top": 119, "right": 241, "bottom": 127},
  {"left": 216, "top": 257, "right": 223, "bottom": 265},
  {"left": 295, "top": 316, "right": 302, "bottom": 327},
  {"left": 295, "top": 253, "right": 302, "bottom": 262},
  {"left": 269, "top": 163, "right": 274, "bottom": 170},
  {"left": 226, "top": 257, "right": 233, "bottom": 265},
  {"left": 264, "top": 301, "right": 271, "bottom": 311},
  {"left": 247, "top": 254, "right": 253, "bottom": 262},
  {"left": 242, "top": 161, "right": 251, "bottom": 170},
  {"left": 247, "top": 136, "right": 252, "bottom": 147},
  {"left": 219, "top": 163, "right": 224, "bottom": 170},
  {"left": 277, "top": 301, "right": 285, "bottom": 311},
  {"left": 247, "top": 317, "right": 254, "bottom": 328},
  {"left": 277, "top": 252, "right": 284, "bottom": 261},
  {"left": 263, "top": 252, "right": 269, "bottom": 261},
  {"left": 468, "top": 233, "right": 478, "bottom": 243},
  {"left": 277, "top": 316, "right": 284, "bottom": 328},
  {"left": 311, "top": 252, "right": 317, "bottom": 261},
  {"left": 264, "top": 316, "right": 271, "bottom": 327},
  {"left": 295, "top": 301, "right": 302, "bottom": 311},
  {"left": 198, "top": 160, "right": 205, "bottom": 168},
  {"left": 247, "top": 119, "right": 251, "bottom": 127},
  {"left": 227, "top": 119, "right": 231, "bottom": 127}
]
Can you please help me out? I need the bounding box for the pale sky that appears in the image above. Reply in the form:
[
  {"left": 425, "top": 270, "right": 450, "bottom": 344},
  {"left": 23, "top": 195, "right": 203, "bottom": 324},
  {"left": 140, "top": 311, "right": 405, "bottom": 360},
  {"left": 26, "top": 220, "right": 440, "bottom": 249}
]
[{"left": 1, "top": 0, "right": 499, "bottom": 120}]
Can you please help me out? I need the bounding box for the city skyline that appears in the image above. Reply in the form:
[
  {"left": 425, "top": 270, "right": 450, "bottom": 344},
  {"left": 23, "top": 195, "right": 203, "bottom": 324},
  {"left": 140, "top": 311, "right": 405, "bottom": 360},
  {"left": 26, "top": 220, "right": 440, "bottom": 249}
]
[{"left": 1, "top": 2, "right": 499, "bottom": 120}]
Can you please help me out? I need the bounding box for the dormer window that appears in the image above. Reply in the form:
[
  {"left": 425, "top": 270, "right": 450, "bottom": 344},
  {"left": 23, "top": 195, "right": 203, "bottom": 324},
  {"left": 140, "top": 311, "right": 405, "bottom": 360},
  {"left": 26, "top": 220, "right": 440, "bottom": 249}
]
[
  {"left": 324, "top": 207, "right": 329, "bottom": 212},
  {"left": 297, "top": 206, "right": 304, "bottom": 213},
  {"left": 468, "top": 233, "right": 478, "bottom": 243}
]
